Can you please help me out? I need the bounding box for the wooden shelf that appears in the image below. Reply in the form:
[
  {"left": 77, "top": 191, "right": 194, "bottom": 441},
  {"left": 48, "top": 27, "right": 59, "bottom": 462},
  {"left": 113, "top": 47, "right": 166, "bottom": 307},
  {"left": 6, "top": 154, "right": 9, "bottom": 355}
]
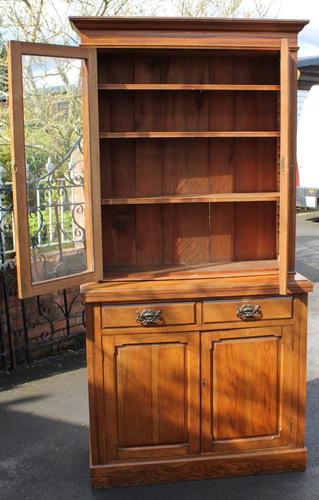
[
  {"left": 103, "top": 260, "right": 279, "bottom": 282},
  {"left": 101, "top": 192, "right": 280, "bottom": 205},
  {"left": 100, "top": 131, "right": 280, "bottom": 139},
  {"left": 98, "top": 83, "right": 280, "bottom": 91}
]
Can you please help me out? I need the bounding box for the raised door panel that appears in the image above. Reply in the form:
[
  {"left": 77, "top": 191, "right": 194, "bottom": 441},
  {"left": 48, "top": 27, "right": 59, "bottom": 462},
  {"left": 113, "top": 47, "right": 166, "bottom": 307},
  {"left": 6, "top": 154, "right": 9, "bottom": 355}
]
[
  {"left": 201, "top": 326, "right": 294, "bottom": 453},
  {"left": 102, "top": 332, "right": 200, "bottom": 461}
]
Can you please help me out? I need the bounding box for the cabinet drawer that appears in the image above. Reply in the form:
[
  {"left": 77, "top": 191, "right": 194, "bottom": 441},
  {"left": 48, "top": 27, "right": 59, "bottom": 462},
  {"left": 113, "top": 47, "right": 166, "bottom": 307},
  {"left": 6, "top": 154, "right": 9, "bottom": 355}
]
[
  {"left": 203, "top": 297, "right": 293, "bottom": 324},
  {"left": 101, "top": 302, "right": 196, "bottom": 329}
]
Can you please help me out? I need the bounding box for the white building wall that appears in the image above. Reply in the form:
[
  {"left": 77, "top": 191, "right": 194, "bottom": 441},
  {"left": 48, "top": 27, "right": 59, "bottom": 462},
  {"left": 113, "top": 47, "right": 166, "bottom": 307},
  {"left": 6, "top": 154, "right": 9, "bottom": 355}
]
[{"left": 297, "top": 89, "right": 309, "bottom": 127}]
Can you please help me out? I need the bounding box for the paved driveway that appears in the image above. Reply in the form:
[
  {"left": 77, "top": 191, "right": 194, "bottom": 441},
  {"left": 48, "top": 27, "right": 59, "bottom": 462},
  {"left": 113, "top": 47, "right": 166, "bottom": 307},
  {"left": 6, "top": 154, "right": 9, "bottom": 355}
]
[{"left": 0, "top": 212, "right": 319, "bottom": 500}]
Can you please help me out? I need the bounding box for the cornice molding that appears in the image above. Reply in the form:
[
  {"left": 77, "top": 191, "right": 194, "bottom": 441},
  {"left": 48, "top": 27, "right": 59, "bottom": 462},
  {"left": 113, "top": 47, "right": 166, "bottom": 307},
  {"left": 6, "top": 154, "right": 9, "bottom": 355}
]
[{"left": 70, "top": 16, "right": 309, "bottom": 35}]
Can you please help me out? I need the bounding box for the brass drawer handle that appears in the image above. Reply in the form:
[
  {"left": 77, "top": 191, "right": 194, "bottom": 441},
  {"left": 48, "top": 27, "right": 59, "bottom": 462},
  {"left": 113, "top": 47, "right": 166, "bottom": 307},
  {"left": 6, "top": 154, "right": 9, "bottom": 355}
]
[
  {"left": 236, "top": 304, "right": 262, "bottom": 321},
  {"left": 136, "top": 309, "right": 162, "bottom": 326}
]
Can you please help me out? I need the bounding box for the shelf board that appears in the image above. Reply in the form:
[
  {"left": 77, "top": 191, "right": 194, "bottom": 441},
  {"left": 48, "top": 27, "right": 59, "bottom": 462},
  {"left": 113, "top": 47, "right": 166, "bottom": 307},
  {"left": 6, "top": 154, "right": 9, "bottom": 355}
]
[
  {"left": 101, "top": 192, "right": 280, "bottom": 205},
  {"left": 98, "top": 83, "right": 280, "bottom": 91},
  {"left": 100, "top": 131, "right": 280, "bottom": 139},
  {"left": 103, "top": 260, "right": 279, "bottom": 282}
]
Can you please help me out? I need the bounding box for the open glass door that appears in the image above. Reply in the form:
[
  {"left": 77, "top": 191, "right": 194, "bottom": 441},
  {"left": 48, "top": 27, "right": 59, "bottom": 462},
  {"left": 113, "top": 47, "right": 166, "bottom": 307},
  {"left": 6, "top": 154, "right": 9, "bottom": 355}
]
[
  {"left": 279, "top": 38, "right": 290, "bottom": 295},
  {"left": 8, "top": 42, "right": 102, "bottom": 298}
]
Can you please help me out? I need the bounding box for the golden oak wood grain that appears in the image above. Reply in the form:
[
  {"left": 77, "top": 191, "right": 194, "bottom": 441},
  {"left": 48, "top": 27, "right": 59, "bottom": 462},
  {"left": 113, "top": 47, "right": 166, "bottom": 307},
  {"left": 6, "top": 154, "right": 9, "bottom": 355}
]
[
  {"left": 296, "top": 294, "right": 308, "bottom": 447},
  {"left": 279, "top": 38, "right": 290, "bottom": 295},
  {"left": 90, "top": 448, "right": 307, "bottom": 488},
  {"left": 101, "top": 193, "right": 280, "bottom": 205},
  {"left": 201, "top": 326, "right": 295, "bottom": 453},
  {"left": 102, "top": 332, "right": 200, "bottom": 460},
  {"left": 99, "top": 131, "right": 280, "bottom": 138},
  {"left": 81, "top": 273, "right": 312, "bottom": 303},
  {"left": 73, "top": 18, "right": 311, "bottom": 489},
  {"left": 98, "top": 83, "right": 280, "bottom": 90},
  {"left": 6, "top": 17, "right": 309, "bottom": 489},
  {"left": 101, "top": 301, "right": 196, "bottom": 328},
  {"left": 202, "top": 296, "right": 292, "bottom": 323}
]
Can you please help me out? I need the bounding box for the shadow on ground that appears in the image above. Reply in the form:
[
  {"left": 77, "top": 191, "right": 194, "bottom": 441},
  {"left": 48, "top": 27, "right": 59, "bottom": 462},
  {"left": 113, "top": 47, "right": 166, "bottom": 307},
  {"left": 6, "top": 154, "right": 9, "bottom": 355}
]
[{"left": 0, "top": 351, "right": 86, "bottom": 391}]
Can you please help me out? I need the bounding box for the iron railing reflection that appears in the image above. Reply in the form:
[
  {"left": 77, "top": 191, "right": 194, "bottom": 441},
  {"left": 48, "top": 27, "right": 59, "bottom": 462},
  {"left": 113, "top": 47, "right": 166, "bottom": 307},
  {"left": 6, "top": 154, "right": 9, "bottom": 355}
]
[{"left": 0, "top": 139, "right": 86, "bottom": 371}]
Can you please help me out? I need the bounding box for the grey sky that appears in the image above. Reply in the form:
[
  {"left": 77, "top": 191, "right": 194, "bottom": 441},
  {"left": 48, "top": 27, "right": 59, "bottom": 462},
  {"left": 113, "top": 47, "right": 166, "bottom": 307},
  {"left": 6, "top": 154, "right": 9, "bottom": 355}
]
[{"left": 277, "top": 0, "right": 319, "bottom": 57}]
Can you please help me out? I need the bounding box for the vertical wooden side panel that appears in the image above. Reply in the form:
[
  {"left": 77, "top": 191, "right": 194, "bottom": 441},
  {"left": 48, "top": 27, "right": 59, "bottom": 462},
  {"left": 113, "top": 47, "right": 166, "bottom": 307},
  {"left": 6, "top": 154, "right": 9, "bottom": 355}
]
[
  {"left": 102, "top": 333, "right": 118, "bottom": 460},
  {"left": 201, "top": 332, "right": 213, "bottom": 452},
  {"left": 99, "top": 141, "right": 112, "bottom": 198},
  {"left": 101, "top": 206, "right": 113, "bottom": 270},
  {"left": 8, "top": 41, "right": 32, "bottom": 298},
  {"left": 85, "top": 48, "right": 103, "bottom": 280},
  {"left": 296, "top": 294, "right": 308, "bottom": 447},
  {"left": 279, "top": 39, "right": 290, "bottom": 295},
  {"left": 187, "top": 332, "right": 200, "bottom": 453},
  {"left": 86, "top": 304, "right": 108, "bottom": 464}
]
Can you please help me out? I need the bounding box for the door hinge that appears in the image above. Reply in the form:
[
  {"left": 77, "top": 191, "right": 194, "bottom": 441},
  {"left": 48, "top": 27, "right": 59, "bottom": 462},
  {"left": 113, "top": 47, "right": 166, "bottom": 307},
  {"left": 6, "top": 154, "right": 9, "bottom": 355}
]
[{"left": 280, "top": 158, "right": 285, "bottom": 173}]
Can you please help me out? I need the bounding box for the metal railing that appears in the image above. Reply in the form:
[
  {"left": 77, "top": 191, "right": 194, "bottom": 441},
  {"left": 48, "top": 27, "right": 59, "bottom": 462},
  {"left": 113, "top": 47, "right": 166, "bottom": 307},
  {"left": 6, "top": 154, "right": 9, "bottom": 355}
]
[{"left": 0, "top": 140, "right": 86, "bottom": 371}]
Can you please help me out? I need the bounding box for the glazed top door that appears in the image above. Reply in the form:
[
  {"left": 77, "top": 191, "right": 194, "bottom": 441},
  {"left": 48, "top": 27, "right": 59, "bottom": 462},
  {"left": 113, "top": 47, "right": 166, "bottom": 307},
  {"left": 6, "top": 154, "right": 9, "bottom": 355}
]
[
  {"left": 279, "top": 38, "right": 290, "bottom": 295},
  {"left": 8, "top": 42, "right": 102, "bottom": 298}
]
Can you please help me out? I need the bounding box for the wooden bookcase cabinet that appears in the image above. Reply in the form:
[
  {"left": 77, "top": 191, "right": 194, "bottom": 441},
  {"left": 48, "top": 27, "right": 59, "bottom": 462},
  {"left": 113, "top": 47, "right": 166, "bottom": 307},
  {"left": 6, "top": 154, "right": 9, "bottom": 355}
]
[{"left": 8, "top": 17, "right": 313, "bottom": 488}]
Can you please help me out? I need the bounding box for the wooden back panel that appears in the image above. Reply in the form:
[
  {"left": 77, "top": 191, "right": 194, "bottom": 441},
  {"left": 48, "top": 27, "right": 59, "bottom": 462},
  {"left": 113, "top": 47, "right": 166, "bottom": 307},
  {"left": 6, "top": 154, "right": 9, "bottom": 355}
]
[{"left": 98, "top": 49, "right": 280, "bottom": 275}]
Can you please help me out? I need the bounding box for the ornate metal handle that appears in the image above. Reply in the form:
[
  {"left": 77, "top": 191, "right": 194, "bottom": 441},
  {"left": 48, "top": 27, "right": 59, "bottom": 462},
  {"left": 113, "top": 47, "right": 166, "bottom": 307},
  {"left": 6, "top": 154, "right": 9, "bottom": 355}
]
[
  {"left": 236, "top": 304, "right": 262, "bottom": 321},
  {"left": 136, "top": 309, "right": 162, "bottom": 326}
]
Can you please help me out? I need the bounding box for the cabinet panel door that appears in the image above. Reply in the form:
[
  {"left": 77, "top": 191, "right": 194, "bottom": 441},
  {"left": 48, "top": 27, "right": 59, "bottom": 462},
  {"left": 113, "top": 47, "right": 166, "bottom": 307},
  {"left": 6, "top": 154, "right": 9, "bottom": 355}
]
[
  {"left": 102, "top": 332, "right": 200, "bottom": 461},
  {"left": 8, "top": 41, "right": 102, "bottom": 298},
  {"left": 201, "top": 326, "right": 294, "bottom": 453}
]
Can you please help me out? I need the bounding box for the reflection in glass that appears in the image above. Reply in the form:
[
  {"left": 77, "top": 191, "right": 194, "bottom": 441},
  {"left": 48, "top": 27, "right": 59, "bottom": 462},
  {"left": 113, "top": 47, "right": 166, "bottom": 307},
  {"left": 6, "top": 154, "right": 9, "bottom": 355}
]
[{"left": 22, "top": 55, "right": 88, "bottom": 284}]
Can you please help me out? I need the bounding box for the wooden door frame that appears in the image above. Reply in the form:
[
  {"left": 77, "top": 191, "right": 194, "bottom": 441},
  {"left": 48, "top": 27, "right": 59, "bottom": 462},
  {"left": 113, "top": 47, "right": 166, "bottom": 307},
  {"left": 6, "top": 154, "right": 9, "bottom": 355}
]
[
  {"left": 8, "top": 41, "right": 102, "bottom": 298},
  {"left": 279, "top": 38, "right": 290, "bottom": 295}
]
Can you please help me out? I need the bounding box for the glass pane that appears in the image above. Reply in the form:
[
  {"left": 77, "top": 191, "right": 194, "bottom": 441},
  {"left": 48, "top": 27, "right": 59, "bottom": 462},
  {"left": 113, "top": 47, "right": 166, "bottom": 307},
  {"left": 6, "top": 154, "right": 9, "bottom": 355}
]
[{"left": 22, "top": 55, "right": 89, "bottom": 284}]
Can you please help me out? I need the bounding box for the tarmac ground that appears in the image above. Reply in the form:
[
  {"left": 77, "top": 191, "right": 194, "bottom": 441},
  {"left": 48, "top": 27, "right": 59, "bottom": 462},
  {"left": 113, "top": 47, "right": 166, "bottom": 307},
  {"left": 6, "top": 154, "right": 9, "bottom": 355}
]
[{"left": 1, "top": 210, "right": 319, "bottom": 500}]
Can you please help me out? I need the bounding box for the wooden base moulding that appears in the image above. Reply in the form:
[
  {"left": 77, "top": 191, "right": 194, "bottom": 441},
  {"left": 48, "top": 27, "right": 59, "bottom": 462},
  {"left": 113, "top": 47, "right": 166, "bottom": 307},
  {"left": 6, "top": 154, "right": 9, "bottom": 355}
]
[{"left": 90, "top": 448, "right": 307, "bottom": 488}]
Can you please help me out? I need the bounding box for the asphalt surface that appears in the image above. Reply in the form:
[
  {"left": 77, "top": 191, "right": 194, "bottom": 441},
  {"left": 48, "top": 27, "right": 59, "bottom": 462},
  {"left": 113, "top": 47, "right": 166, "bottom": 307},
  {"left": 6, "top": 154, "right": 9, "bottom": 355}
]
[{"left": 1, "top": 211, "right": 319, "bottom": 500}]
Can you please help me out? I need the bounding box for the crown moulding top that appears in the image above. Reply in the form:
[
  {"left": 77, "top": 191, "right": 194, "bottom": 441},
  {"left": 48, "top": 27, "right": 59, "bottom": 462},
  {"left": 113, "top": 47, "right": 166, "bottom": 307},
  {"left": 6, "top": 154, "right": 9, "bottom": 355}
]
[{"left": 69, "top": 16, "right": 309, "bottom": 35}]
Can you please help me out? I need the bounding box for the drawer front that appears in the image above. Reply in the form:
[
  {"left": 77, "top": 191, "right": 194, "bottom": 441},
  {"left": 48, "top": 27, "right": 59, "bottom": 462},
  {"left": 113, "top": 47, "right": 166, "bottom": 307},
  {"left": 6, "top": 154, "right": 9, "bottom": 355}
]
[
  {"left": 203, "top": 297, "right": 293, "bottom": 324},
  {"left": 102, "top": 302, "right": 196, "bottom": 329}
]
